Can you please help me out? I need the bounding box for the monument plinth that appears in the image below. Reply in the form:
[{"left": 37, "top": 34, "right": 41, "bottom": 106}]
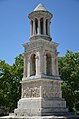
[{"left": 1, "top": 3, "right": 79, "bottom": 119}]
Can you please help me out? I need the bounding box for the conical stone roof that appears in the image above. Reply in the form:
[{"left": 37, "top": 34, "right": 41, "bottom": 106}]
[{"left": 34, "top": 3, "right": 47, "bottom": 11}]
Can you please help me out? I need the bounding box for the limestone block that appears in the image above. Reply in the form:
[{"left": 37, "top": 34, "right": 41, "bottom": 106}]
[
  {"left": 41, "top": 98, "right": 66, "bottom": 108},
  {"left": 14, "top": 97, "right": 68, "bottom": 116},
  {"left": 17, "top": 98, "right": 41, "bottom": 109}
]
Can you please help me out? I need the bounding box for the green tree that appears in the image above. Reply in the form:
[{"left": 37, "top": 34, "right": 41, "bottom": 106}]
[
  {"left": 0, "top": 54, "right": 23, "bottom": 116},
  {"left": 59, "top": 50, "right": 79, "bottom": 114}
]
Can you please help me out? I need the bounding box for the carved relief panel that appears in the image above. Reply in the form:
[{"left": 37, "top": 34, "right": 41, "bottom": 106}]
[
  {"left": 21, "top": 80, "right": 61, "bottom": 98},
  {"left": 42, "top": 81, "right": 61, "bottom": 98},
  {"left": 22, "top": 87, "right": 40, "bottom": 98}
]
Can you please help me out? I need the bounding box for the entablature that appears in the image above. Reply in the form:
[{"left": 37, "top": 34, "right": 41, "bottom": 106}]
[{"left": 23, "top": 39, "right": 59, "bottom": 53}]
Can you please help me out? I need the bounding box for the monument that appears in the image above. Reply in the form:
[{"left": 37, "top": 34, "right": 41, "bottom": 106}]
[
  {"left": 1, "top": 3, "right": 79, "bottom": 119},
  {"left": 14, "top": 3, "right": 68, "bottom": 117}
]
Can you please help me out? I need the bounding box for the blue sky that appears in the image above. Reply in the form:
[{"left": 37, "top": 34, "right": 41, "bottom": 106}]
[{"left": 0, "top": 0, "right": 79, "bottom": 65}]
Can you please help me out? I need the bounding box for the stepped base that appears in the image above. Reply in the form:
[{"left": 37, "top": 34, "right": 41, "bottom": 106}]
[
  {"left": 0, "top": 115, "right": 79, "bottom": 119},
  {"left": 14, "top": 97, "right": 68, "bottom": 116}
]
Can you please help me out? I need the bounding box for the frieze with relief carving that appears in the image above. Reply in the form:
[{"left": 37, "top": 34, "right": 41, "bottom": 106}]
[
  {"left": 22, "top": 87, "right": 40, "bottom": 98},
  {"left": 43, "top": 83, "right": 61, "bottom": 98}
]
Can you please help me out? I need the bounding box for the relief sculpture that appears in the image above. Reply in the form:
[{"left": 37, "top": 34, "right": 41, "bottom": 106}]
[
  {"left": 43, "top": 84, "right": 60, "bottom": 98},
  {"left": 22, "top": 87, "right": 40, "bottom": 98}
]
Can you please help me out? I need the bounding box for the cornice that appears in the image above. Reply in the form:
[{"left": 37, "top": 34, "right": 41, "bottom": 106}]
[{"left": 23, "top": 39, "right": 59, "bottom": 48}]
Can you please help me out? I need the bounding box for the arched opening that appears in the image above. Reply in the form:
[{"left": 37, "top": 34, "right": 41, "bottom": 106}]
[
  {"left": 30, "top": 54, "right": 36, "bottom": 76},
  {"left": 46, "top": 53, "right": 52, "bottom": 76},
  {"left": 40, "top": 18, "right": 43, "bottom": 34},
  {"left": 46, "top": 19, "right": 48, "bottom": 35},
  {"left": 35, "top": 18, "right": 38, "bottom": 34}
]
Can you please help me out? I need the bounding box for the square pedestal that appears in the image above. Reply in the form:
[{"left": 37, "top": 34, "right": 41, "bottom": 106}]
[{"left": 14, "top": 79, "right": 68, "bottom": 116}]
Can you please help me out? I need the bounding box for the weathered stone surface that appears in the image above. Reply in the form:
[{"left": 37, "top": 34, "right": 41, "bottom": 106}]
[
  {"left": 14, "top": 98, "right": 68, "bottom": 116},
  {"left": 13, "top": 79, "right": 68, "bottom": 117},
  {"left": 23, "top": 39, "right": 58, "bottom": 53},
  {"left": 21, "top": 79, "right": 62, "bottom": 99},
  {"left": 20, "top": 3, "right": 68, "bottom": 117}
]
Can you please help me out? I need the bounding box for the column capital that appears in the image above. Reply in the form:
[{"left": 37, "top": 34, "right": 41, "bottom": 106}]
[
  {"left": 38, "top": 18, "right": 40, "bottom": 21},
  {"left": 44, "top": 54, "right": 46, "bottom": 56},
  {"left": 27, "top": 57, "right": 31, "bottom": 62},
  {"left": 30, "top": 20, "right": 32, "bottom": 23},
  {"left": 35, "top": 55, "right": 39, "bottom": 59},
  {"left": 32, "top": 18, "right": 35, "bottom": 21}
]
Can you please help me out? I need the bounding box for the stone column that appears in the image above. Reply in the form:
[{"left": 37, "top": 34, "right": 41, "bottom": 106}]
[
  {"left": 52, "top": 56, "right": 56, "bottom": 75},
  {"left": 44, "top": 55, "right": 47, "bottom": 75},
  {"left": 55, "top": 54, "right": 59, "bottom": 75},
  {"left": 43, "top": 19, "right": 46, "bottom": 35},
  {"left": 35, "top": 54, "right": 39, "bottom": 76},
  {"left": 30, "top": 20, "right": 33, "bottom": 36},
  {"left": 38, "top": 19, "right": 40, "bottom": 35},
  {"left": 48, "top": 20, "right": 50, "bottom": 35},
  {"left": 40, "top": 86, "right": 42, "bottom": 97},
  {"left": 23, "top": 54, "right": 27, "bottom": 78},
  {"left": 27, "top": 57, "right": 30, "bottom": 77},
  {"left": 36, "top": 51, "right": 44, "bottom": 76},
  {"left": 33, "top": 20, "right": 35, "bottom": 35}
]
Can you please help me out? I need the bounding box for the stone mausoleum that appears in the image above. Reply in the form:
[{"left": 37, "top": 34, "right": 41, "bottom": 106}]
[
  {"left": 14, "top": 3, "right": 68, "bottom": 117},
  {"left": 1, "top": 3, "right": 79, "bottom": 119}
]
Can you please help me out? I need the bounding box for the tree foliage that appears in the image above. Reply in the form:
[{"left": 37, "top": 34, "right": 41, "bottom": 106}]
[
  {"left": 59, "top": 50, "right": 79, "bottom": 113},
  {"left": 0, "top": 54, "right": 23, "bottom": 116}
]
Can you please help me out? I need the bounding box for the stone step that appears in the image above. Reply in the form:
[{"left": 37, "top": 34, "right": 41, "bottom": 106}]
[
  {"left": 14, "top": 107, "right": 69, "bottom": 116},
  {"left": 0, "top": 115, "right": 79, "bottom": 119}
]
